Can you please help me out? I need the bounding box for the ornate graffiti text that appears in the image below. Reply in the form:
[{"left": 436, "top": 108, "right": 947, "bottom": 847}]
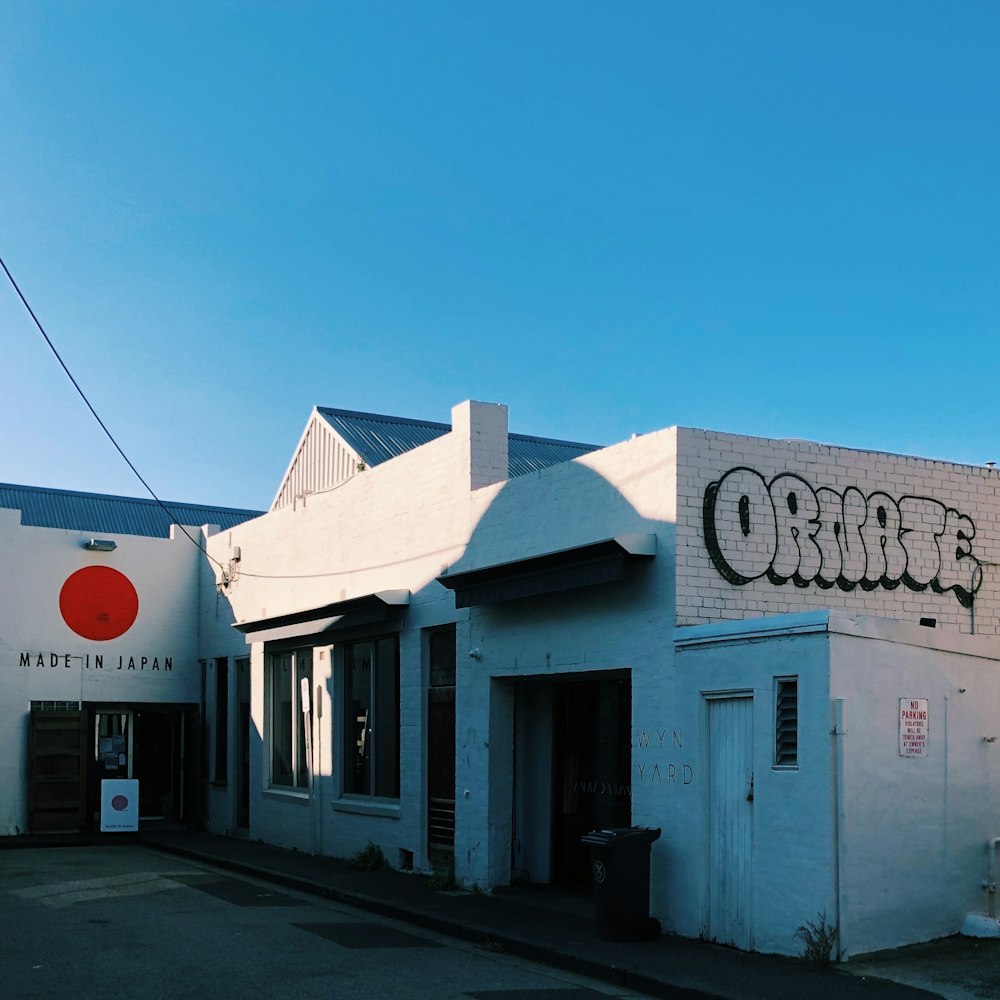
[{"left": 703, "top": 467, "right": 982, "bottom": 608}]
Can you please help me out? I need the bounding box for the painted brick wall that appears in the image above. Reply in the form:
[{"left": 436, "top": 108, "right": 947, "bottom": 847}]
[
  {"left": 205, "top": 409, "right": 683, "bottom": 875},
  {"left": 450, "top": 427, "right": 680, "bottom": 886},
  {"left": 206, "top": 401, "right": 516, "bottom": 867},
  {"left": 828, "top": 619, "right": 1000, "bottom": 955},
  {"left": 453, "top": 400, "right": 509, "bottom": 490},
  {"left": 0, "top": 514, "right": 205, "bottom": 836},
  {"left": 676, "top": 428, "right": 999, "bottom": 634}
]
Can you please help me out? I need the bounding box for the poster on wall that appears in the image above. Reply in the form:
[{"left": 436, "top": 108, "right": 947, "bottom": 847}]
[
  {"left": 899, "top": 698, "right": 929, "bottom": 757},
  {"left": 100, "top": 779, "right": 139, "bottom": 832}
]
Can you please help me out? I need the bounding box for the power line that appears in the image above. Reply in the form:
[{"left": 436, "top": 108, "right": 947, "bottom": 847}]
[{"left": 0, "top": 253, "right": 232, "bottom": 581}]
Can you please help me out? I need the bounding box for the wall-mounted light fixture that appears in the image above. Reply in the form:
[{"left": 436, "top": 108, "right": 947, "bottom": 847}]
[
  {"left": 468, "top": 648, "right": 481, "bottom": 660},
  {"left": 83, "top": 538, "right": 117, "bottom": 552}
]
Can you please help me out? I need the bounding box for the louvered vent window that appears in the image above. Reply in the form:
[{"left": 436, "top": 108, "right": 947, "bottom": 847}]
[{"left": 775, "top": 678, "right": 798, "bottom": 768}]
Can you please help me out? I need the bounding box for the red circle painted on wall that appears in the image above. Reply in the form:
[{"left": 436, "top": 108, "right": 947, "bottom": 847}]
[{"left": 59, "top": 566, "right": 139, "bottom": 641}]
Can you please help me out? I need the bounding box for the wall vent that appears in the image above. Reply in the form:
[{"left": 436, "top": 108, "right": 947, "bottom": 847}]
[{"left": 775, "top": 678, "right": 798, "bottom": 768}]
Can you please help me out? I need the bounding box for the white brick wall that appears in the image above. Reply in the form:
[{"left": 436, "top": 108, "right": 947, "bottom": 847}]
[
  {"left": 452, "top": 400, "right": 509, "bottom": 491},
  {"left": 190, "top": 408, "right": 1000, "bottom": 956},
  {"left": 205, "top": 411, "right": 682, "bottom": 875},
  {"left": 0, "top": 516, "right": 205, "bottom": 836},
  {"left": 676, "top": 428, "right": 999, "bottom": 634}
]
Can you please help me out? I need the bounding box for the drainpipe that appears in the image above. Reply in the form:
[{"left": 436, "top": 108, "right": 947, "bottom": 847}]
[
  {"left": 833, "top": 699, "right": 848, "bottom": 960},
  {"left": 314, "top": 682, "right": 323, "bottom": 858},
  {"left": 970, "top": 562, "right": 997, "bottom": 635},
  {"left": 984, "top": 838, "right": 1000, "bottom": 917}
]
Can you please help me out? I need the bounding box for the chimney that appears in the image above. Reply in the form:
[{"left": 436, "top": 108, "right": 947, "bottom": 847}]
[{"left": 452, "top": 400, "right": 509, "bottom": 490}]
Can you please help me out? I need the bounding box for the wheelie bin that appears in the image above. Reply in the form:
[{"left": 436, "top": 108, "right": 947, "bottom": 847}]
[{"left": 580, "top": 826, "right": 661, "bottom": 941}]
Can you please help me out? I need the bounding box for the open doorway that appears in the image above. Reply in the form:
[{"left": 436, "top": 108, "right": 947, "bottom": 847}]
[
  {"left": 132, "top": 709, "right": 175, "bottom": 817},
  {"left": 88, "top": 704, "right": 200, "bottom": 827},
  {"left": 513, "top": 671, "right": 631, "bottom": 886}
]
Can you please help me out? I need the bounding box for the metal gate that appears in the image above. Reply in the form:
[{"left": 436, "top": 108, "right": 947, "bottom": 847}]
[
  {"left": 707, "top": 695, "right": 754, "bottom": 949},
  {"left": 427, "top": 627, "right": 456, "bottom": 860}
]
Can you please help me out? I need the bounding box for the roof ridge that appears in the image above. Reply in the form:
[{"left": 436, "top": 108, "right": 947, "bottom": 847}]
[{"left": 316, "top": 406, "right": 450, "bottom": 430}]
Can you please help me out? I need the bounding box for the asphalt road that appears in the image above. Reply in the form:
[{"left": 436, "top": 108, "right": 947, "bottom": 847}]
[{"left": 0, "top": 845, "right": 657, "bottom": 1000}]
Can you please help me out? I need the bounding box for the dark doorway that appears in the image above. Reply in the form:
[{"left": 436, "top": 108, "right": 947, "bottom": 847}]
[
  {"left": 133, "top": 709, "right": 176, "bottom": 817},
  {"left": 551, "top": 674, "right": 631, "bottom": 883},
  {"left": 86, "top": 704, "right": 200, "bottom": 827}
]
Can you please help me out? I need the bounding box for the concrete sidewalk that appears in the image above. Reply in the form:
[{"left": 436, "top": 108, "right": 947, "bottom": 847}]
[{"left": 129, "top": 828, "right": 981, "bottom": 1000}]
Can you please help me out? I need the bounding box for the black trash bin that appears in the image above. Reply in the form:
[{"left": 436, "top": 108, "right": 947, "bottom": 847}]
[{"left": 581, "top": 826, "right": 661, "bottom": 942}]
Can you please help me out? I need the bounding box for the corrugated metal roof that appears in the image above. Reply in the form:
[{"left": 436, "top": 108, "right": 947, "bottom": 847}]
[
  {"left": 316, "top": 408, "right": 450, "bottom": 467},
  {"left": 0, "top": 483, "right": 262, "bottom": 538},
  {"left": 507, "top": 432, "right": 600, "bottom": 477},
  {"left": 315, "top": 407, "right": 600, "bottom": 476}
]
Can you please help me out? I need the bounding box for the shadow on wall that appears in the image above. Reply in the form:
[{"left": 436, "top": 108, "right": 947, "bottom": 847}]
[
  {"left": 436, "top": 455, "right": 676, "bottom": 888},
  {"left": 445, "top": 455, "right": 673, "bottom": 643}
]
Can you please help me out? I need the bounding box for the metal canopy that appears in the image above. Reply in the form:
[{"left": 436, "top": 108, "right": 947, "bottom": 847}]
[
  {"left": 436, "top": 533, "right": 656, "bottom": 609},
  {"left": 233, "top": 589, "right": 410, "bottom": 644}
]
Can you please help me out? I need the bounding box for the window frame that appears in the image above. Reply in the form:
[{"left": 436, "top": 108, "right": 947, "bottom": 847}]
[
  {"left": 342, "top": 634, "right": 400, "bottom": 800},
  {"left": 266, "top": 647, "right": 313, "bottom": 790}
]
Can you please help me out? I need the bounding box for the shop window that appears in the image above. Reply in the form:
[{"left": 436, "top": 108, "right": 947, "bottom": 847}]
[
  {"left": 95, "top": 712, "right": 131, "bottom": 778},
  {"left": 214, "top": 657, "right": 228, "bottom": 784},
  {"left": 267, "top": 648, "right": 312, "bottom": 789},
  {"left": 344, "top": 636, "right": 400, "bottom": 798},
  {"left": 774, "top": 677, "right": 798, "bottom": 768}
]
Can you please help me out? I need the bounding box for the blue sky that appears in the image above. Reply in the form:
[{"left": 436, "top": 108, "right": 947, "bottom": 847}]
[{"left": 2, "top": 2, "right": 998, "bottom": 511}]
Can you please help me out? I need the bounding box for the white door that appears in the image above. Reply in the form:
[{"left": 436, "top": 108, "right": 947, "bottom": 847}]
[{"left": 707, "top": 695, "right": 754, "bottom": 949}]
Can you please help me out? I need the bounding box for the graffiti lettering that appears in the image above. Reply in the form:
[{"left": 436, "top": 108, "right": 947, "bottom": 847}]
[
  {"left": 703, "top": 468, "right": 981, "bottom": 607},
  {"left": 573, "top": 780, "right": 631, "bottom": 798}
]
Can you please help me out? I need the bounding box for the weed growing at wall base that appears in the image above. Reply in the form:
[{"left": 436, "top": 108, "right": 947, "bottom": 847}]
[
  {"left": 427, "top": 864, "right": 461, "bottom": 891},
  {"left": 795, "top": 911, "right": 838, "bottom": 966},
  {"left": 349, "top": 841, "right": 387, "bottom": 871}
]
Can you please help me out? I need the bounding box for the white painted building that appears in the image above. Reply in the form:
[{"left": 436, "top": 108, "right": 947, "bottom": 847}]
[
  {"left": 0, "top": 485, "right": 259, "bottom": 837},
  {"left": 6, "top": 402, "right": 1000, "bottom": 959}
]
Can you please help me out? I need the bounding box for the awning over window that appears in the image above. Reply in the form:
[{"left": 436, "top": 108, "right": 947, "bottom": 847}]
[
  {"left": 436, "top": 533, "right": 656, "bottom": 609},
  {"left": 232, "top": 590, "right": 410, "bottom": 644}
]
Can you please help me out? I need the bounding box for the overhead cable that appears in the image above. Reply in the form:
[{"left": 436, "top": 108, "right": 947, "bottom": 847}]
[{"left": 0, "top": 253, "right": 231, "bottom": 581}]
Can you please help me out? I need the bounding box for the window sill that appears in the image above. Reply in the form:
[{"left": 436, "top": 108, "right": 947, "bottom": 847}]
[
  {"left": 263, "top": 787, "right": 311, "bottom": 804},
  {"left": 332, "top": 797, "right": 401, "bottom": 820}
]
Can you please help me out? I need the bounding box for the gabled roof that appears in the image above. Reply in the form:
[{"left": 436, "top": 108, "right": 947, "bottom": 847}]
[
  {"left": 271, "top": 406, "right": 601, "bottom": 511},
  {"left": 315, "top": 407, "right": 600, "bottom": 477},
  {"left": 0, "top": 483, "right": 262, "bottom": 539}
]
